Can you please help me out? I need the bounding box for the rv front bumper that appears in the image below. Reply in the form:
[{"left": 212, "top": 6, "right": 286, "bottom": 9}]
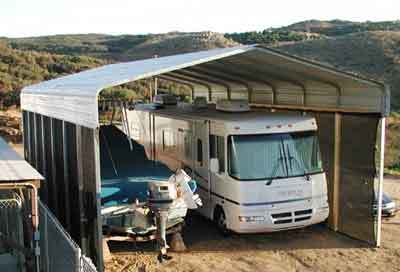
[{"left": 228, "top": 205, "right": 329, "bottom": 233}]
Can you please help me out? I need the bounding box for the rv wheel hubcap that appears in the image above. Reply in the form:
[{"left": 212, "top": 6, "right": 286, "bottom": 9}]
[{"left": 218, "top": 213, "right": 226, "bottom": 229}]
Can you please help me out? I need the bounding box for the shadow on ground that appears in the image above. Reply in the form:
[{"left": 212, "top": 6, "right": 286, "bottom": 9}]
[{"left": 109, "top": 211, "right": 371, "bottom": 254}]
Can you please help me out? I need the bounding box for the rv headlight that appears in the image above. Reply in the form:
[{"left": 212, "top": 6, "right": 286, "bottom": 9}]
[
  {"left": 317, "top": 206, "right": 329, "bottom": 212},
  {"left": 238, "top": 216, "right": 265, "bottom": 222}
]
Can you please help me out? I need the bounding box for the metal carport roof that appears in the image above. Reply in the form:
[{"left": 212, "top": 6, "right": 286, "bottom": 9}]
[{"left": 21, "top": 45, "right": 389, "bottom": 128}]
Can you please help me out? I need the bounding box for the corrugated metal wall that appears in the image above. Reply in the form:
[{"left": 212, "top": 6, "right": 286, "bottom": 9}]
[
  {"left": 22, "top": 110, "right": 103, "bottom": 271},
  {"left": 338, "top": 114, "right": 378, "bottom": 244}
]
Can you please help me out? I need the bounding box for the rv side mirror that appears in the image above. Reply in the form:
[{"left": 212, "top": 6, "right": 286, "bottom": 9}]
[{"left": 210, "top": 158, "right": 219, "bottom": 173}]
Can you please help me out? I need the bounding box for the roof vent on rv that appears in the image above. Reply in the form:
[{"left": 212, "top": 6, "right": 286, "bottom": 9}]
[
  {"left": 153, "top": 94, "right": 178, "bottom": 105},
  {"left": 193, "top": 97, "right": 208, "bottom": 109},
  {"left": 216, "top": 99, "right": 250, "bottom": 112}
]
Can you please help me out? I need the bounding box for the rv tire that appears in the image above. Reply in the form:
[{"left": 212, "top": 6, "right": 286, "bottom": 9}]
[{"left": 214, "top": 206, "right": 230, "bottom": 236}]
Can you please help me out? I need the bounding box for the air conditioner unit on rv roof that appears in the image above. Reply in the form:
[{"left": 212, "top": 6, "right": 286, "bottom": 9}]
[
  {"left": 153, "top": 94, "right": 177, "bottom": 105},
  {"left": 194, "top": 97, "right": 208, "bottom": 108},
  {"left": 216, "top": 99, "right": 250, "bottom": 112}
]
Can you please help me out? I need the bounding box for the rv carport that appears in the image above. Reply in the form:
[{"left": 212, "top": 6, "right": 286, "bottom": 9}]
[{"left": 20, "top": 45, "right": 390, "bottom": 271}]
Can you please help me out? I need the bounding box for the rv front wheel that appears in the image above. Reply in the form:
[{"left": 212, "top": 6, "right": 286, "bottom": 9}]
[{"left": 214, "top": 206, "right": 229, "bottom": 236}]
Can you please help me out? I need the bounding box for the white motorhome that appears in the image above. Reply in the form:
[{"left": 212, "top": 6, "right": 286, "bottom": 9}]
[{"left": 126, "top": 99, "right": 329, "bottom": 233}]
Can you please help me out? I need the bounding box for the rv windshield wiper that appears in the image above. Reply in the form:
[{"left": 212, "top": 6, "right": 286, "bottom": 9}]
[
  {"left": 286, "top": 145, "right": 310, "bottom": 181},
  {"left": 266, "top": 146, "right": 286, "bottom": 186}
]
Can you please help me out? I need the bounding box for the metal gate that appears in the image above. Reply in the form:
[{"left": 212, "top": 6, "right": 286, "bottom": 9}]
[{"left": 39, "top": 201, "right": 97, "bottom": 272}]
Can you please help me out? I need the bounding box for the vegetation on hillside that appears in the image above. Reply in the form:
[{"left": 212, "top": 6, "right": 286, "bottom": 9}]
[
  {"left": 0, "top": 41, "right": 105, "bottom": 108},
  {"left": 225, "top": 20, "right": 400, "bottom": 45},
  {"left": 8, "top": 32, "right": 238, "bottom": 62},
  {"left": 100, "top": 80, "right": 191, "bottom": 102},
  {"left": 282, "top": 19, "right": 400, "bottom": 36},
  {"left": 0, "top": 41, "right": 193, "bottom": 107},
  {"left": 225, "top": 30, "right": 321, "bottom": 45}
]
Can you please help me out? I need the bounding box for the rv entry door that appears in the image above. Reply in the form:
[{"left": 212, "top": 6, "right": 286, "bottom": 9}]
[{"left": 194, "top": 120, "right": 210, "bottom": 196}]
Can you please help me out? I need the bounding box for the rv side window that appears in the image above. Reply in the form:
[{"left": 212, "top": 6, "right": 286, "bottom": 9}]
[
  {"left": 210, "top": 135, "right": 225, "bottom": 173},
  {"left": 183, "top": 133, "right": 192, "bottom": 160},
  {"left": 217, "top": 136, "right": 225, "bottom": 172},
  {"left": 210, "top": 135, "right": 216, "bottom": 157},
  {"left": 197, "top": 139, "right": 203, "bottom": 165}
]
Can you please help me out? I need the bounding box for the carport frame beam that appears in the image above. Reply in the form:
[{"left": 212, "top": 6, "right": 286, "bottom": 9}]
[
  {"left": 174, "top": 70, "right": 232, "bottom": 100},
  {"left": 200, "top": 60, "right": 277, "bottom": 104},
  {"left": 376, "top": 117, "right": 386, "bottom": 247},
  {"left": 332, "top": 113, "right": 341, "bottom": 231},
  {"left": 158, "top": 75, "right": 196, "bottom": 101},
  {"left": 166, "top": 72, "right": 213, "bottom": 101},
  {"left": 186, "top": 66, "right": 253, "bottom": 101}
]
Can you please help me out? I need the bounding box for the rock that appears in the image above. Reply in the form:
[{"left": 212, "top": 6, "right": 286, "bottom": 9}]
[{"left": 169, "top": 233, "right": 186, "bottom": 252}]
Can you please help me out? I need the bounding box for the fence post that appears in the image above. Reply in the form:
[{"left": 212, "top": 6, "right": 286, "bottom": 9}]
[{"left": 43, "top": 208, "right": 49, "bottom": 272}]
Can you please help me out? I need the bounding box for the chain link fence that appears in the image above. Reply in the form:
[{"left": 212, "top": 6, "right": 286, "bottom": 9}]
[
  {"left": 39, "top": 201, "right": 97, "bottom": 272},
  {"left": 0, "top": 191, "right": 25, "bottom": 271}
]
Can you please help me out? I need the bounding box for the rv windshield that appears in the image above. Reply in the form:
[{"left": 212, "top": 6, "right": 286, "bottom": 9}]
[{"left": 228, "top": 131, "right": 323, "bottom": 181}]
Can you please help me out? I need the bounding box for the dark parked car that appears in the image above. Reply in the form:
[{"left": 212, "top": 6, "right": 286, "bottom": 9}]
[{"left": 374, "top": 192, "right": 397, "bottom": 217}]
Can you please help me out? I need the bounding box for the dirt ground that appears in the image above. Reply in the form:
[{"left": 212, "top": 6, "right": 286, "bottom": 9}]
[{"left": 106, "top": 177, "right": 400, "bottom": 272}]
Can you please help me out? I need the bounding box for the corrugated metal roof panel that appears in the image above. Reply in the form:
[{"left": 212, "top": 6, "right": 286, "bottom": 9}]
[{"left": 0, "top": 137, "right": 43, "bottom": 182}]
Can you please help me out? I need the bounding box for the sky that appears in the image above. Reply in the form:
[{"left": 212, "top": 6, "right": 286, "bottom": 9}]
[{"left": 1, "top": 0, "right": 400, "bottom": 38}]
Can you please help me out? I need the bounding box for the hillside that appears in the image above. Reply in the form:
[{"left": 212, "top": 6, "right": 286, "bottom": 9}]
[
  {"left": 281, "top": 19, "right": 400, "bottom": 36},
  {"left": 225, "top": 19, "right": 400, "bottom": 45},
  {"left": 0, "top": 41, "right": 195, "bottom": 108},
  {"left": 8, "top": 32, "right": 239, "bottom": 62},
  {"left": 276, "top": 31, "right": 400, "bottom": 110},
  {"left": 0, "top": 41, "right": 105, "bottom": 107},
  {"left": 282, "top": 19, "right": 356, "bottom": 32}
]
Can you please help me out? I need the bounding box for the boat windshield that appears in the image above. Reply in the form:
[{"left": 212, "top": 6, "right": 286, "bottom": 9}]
[{"left": 228, "top": 131, "right": 323, "bottom": 181}]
